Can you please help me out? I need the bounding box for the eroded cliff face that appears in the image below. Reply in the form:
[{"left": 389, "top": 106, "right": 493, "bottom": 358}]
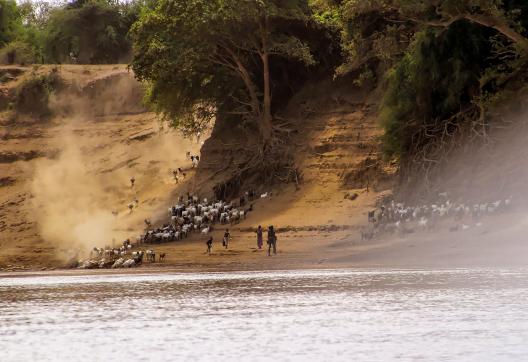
[
  {"left": 0, "top": 65, "right": 200, "bottom": 270},
  {"left": 0, "top": 65, "right": 145, "bottom": 119},
  {"left": 0, "top": 64, "right": 394, "bottom": 270},
  {"left": 194, "top": 76, "right": 393, "bottom": 200},
  {"left": 2, "top": 62, "right": 528, "bottom": 272}
]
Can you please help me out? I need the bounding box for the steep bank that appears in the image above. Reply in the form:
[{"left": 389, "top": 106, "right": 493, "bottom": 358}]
[
  {"left": 1, "top": 67, "right": 393, "bottom": 271},
  {"left": 151, "top": 79, "right": 528, "bottom": 271},
  {"left": 139, "top": 78, "right": 399, "bottom": 271},
  {"left": 0, "top": 65, "right": 201, "bottom": 270},
  {"left": 2, "top": 65, "right": 528, "bottom": 272}
]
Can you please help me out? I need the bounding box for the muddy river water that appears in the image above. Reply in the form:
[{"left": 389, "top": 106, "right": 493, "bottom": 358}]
[{"left": 1, "top": 268, "right": 528, "bottom": 361}]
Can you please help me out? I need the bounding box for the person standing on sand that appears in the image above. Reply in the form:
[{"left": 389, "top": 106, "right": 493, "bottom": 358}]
[
  {"left": 206, "top": 237, "right": 213, "bottom": 254},
  {"left": 130, "top": 176, "right": 135, "bottom": 188},
  {"left": 223, "top": 229, "right": 231, "bottom": 249},
  {"left": 256, "top": 225, "right": 263, "bottom": 249},
  {"left": 267, "top": 225, "right": 277, "bottom": 256}
]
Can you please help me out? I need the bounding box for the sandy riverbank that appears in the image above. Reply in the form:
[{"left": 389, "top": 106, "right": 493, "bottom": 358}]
[{"left": 3, "top": 207, "right": 527, "bottom": 276}]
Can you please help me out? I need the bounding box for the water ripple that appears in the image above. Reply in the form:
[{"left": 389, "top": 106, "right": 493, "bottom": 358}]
[{"left": 1, "top": 269, "right": 528, "bottom": 361}]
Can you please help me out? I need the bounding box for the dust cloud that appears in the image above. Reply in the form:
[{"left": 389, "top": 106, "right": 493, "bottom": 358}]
[
  {"left": 48, "top": 71, "right": 146, "bottom": 118},
  {"left": 31, "top": 129, "right": 114, "bottom": 249},
  {"left": 23, "top": 67, "right": 210, "bottom": 254},
  {"left": 31, "top": 121, "right": 200, "bottom": 253}
]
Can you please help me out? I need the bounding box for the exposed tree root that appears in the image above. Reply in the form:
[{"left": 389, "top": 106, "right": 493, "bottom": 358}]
[
  {"left": 398, "top": 103, "right": 494, "bottom": 198},
  {"left": 212, "top": 132, "right": 301, "bottom": 200}
]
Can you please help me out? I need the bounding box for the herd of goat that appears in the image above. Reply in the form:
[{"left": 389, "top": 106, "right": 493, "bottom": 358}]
[
  {"left": 362, "top": 194, "right": 514, "bottom": 240},
  {"left": 78, "top": 246, "right": 163, "bottom": 269},
  {"left": 78, "top": 190, "right": 268, "bottom": 269},
  {"left": 78, "top": 178, "right": 517, "bottom": 269},
  {"left": 141, "top": 193, "right": 258, "bottom": 244}
]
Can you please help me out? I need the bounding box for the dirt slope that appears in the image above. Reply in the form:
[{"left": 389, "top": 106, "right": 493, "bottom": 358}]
[
  {"left": 135, "top": 79, "right": 528, "bottom": 271},
  {"left": 141, "top": 79, "right": 398, "bottom": 271},
  {"left": 0, "top": 65, "right": 201, "bottom": 270},
  {"left": 3, "top": 65, "right": 526, "bottom": 273},
  {"left": 1, "top": 67, "right": 393, "bottom": 271}
]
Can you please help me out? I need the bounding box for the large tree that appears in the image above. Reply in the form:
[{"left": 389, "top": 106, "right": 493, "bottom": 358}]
[
  {"left": 0, "top": 0, "right": 22, "bottom": 46},
  {"left": 339, "top": 0, "right": 528, "bottom": 75},
  {"left": 395, "top": 0, "right": 528, "bottom": 51},
  {"left": 130, "top": 0, "right": 315, "bottom": 145},
  {"left": 328, "top": 0, "right": 528, "bottom": 192},
  {"left": 43, "top": 0, "right": 137, "bottom": 64},
  {"left": 0, "top": 0, "right": 48, "bottom": 63}
]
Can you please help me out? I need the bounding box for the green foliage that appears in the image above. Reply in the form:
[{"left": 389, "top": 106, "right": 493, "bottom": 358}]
[
  {"left": 380, "top": 24, "right": 490, "bottom": 157},
  {"left": 43, "top": 0, "right": 138, "bottom": 64},
  {"left": 13, "top": 69, "right": 62, "bottom": 117},
  {"left": 0, "top": 0, "right": 143, "bottom": 65},
  {"left": 336, "top": 0, "right": 415, "bottom": 76},
  {"left": 130, "top": 0, "right": 233, "bottom": 134},
  {"left": 337, "top": 0, "right": 528, "bottom": 76},
  {"left": 308, "top": 0, "right": 341, "bottom": 28},
  {"left": 0, "top": 40, "right": 38, "bottom": 64},
  {"left": 0, "top": 0, "right": 22, "bottom": 46},
  {"left": 17, "top": 0, "right": 53, "bottom": 29},
  {"left": 130, "top": 0, "right": 320, "bottom": 136},
  {"left": 352, "top": 65, "right": 374, "bottom": 87},
  {"left": 336, "top": 0, "right": 528, "bottom": 161},
  {"left": 0, "top": 0, "right": 49, "bottom": 63}
]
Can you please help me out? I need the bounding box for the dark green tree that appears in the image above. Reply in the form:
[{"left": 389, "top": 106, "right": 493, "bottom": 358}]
[
  {"left": 337, "top": 0, "right": 528, "bottom": 163},
  {"left": 0, "top": 0, "right": 22, "bottom": 46},
  {"left": 130, "top": 0, "right": 316, "bottom": 145},
  {"left": 43, "top": 0, "right": 136, "bottom": 64},
  {"left": 381, "top": 24, "right": 491, "bottom": 157},
  {"left": 339, "top": 0, "right": 528, "bottom": 76}
]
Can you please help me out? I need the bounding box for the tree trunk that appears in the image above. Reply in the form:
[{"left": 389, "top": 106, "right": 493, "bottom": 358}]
[
  {"left": 236, "top": 61, "right": 261, "bottom": 117},
  {"left": 261, "top": 51, "right": 272, "bottom": 143},
  {"left": 224, "top": 47, "right": 260, "bottom": 116},
  {"left": 259, "top": 15, "right": 272, "bottom": 145},
  {"left": 222, "top": 42, "right": 271, "bottom": 146}
]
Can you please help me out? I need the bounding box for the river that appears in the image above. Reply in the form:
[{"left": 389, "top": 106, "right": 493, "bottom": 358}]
[{"left": 1, "top": 268, "right": 528, "bottom": 361}]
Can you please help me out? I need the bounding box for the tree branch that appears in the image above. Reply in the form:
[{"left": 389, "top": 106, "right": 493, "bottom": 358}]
[
  {"left": 219, "top": 44, "right": 261, "bottom": 116},
  {"left": 406, "top": 13, "right": 528, "bottom": 51}
]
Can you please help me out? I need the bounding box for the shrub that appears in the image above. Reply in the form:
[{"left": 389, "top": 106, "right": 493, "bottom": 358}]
[
  {"left": 0, "top": 40, "right": 38, "bottom": 65},
  {"left": 13, "top": 70, "right": 61, "bottom": 117},
  {"left": 380, "top": 23, "right": 491, "bottom": 158}
]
